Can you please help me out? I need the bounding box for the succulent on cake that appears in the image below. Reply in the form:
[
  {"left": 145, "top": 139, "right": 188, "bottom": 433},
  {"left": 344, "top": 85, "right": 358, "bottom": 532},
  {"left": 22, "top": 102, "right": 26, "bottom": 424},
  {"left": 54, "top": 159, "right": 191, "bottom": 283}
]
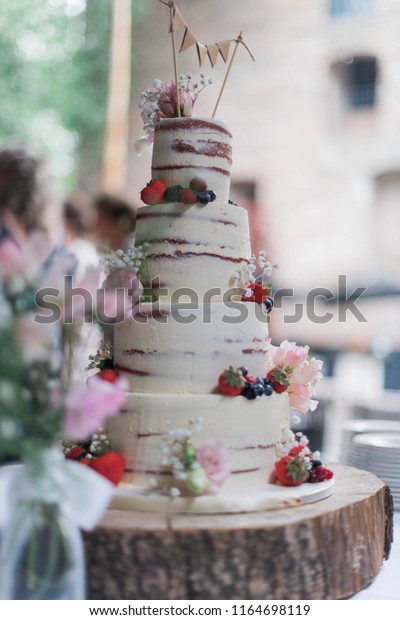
[
  {"left": 273, "top": 430, "right": 333, "bottom": 487},
  {"left": 152, "top": 420, "right": 231, "bottom": 497}
]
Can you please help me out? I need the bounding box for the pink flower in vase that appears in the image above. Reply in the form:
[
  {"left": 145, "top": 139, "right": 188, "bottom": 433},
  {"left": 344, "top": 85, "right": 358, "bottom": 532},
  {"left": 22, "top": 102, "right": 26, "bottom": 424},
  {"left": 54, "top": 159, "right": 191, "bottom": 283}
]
[
  {"left": 197, "top": 439, "right": 231, "bottom": 493},
  {"left": 64, "top": 373, "right": 128, "bottom": 441}
]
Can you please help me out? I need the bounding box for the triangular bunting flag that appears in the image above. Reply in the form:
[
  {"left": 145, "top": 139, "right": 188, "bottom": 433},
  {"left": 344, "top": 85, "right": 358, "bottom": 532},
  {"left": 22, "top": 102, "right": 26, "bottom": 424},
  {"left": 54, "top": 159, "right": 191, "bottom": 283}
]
[
  {"left": 170, "top": 6, "right": 187, "bottom": 33},
  {"left": 196, "top": 43, "right": 208, "bottom": 67},
  {"left": 206, "top": 43, "right": 220, "bottom": 67},
  {"left": 216, "top": 40, "right": 231, "bottom": 63},
  {"left": 180, "top": 28, "right": 197, "bottom": 52}
]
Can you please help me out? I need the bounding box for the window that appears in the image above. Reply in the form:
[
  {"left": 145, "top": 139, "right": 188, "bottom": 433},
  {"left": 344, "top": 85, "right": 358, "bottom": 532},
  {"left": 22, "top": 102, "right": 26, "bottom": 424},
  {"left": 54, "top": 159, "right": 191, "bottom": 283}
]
[
  {"left": 332, "top": 56, "right": 377, "bottom": 110},
  {"left": 329, "top": 0, "right": 372, "bottom": 17},
  {"left": 347, "top": 57, "right": 377, "bottom": 107},
  {"left": 384, "top": 353, "right": 400, "bottom": 391},
  {"left": 374, "top": 171, "right": 400, "bottom": 280}
]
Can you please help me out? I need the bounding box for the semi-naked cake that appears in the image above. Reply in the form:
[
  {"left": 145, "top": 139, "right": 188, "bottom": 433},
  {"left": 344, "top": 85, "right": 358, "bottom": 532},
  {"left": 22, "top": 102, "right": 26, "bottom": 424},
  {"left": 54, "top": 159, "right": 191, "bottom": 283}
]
[{"left": 106, "top": 117, "right": 333, "bottom": 513}]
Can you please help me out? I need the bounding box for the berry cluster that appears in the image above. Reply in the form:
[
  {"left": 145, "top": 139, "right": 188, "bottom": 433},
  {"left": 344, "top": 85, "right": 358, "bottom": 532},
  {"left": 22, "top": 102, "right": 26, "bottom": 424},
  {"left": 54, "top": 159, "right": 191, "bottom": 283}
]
[
  {"left": 274, "top": 432, "right": 333, "bottom": 487},
  {"left": 241, "top": 282, "right": 274, "bottom": 313},
  {"left": 140, "top": 176, "right": 216, "bottom": 206},
  {"left": 65, "top": 444, "right": 125, "bottom": 486},
  {"left": 217, "top": 366, "right": 277, "bottom": 400},
  {"left": 239, "top": 367, "right": 275, "bottom": 400},
  {"left": 307, "top": 460, "right": 334, "bottom": 483}
]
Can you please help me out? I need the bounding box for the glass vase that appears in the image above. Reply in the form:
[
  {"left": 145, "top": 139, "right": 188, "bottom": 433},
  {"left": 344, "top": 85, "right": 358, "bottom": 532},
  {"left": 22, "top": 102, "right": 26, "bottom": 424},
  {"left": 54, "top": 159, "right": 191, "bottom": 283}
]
[
  {"left": 0, "top": 498, "right": 85, "bottom": 600},
  {"left": 0, "top": 447, "right": 114, "bottom": 600}
]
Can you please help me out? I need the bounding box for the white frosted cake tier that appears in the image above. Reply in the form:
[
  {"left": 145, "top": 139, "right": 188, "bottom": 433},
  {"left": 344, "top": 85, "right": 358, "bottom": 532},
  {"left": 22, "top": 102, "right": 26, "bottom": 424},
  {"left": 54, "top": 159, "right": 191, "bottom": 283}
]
[
  {"left": 135, "top": 202, "right": 251, "bottom": 299},
  {"left": 106, "top": 391, "right": 290, "bottom": 492},
  {"left": 151, "top": 118, "right": 232, "bottom": 202},
  {"left": 114, "top": 301, "right": 270, "bottom": 393}
]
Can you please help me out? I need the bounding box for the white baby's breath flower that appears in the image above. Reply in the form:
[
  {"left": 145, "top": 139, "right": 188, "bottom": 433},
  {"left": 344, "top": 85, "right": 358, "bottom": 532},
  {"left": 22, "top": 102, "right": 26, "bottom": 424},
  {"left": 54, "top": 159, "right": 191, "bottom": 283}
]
[
  {"left": 290, "top": 413, "right": 301, "bottom": 426},
  {"left": 173, "top": 460, "right": 184, "bottom": 472},
  {"left": 282, "top": 429, "right": 296, "bottom": 443},
  {"left": 170, "top": 487, "right": 181, "bottom": 498},
  {"left": 175, "top": 471, "right": 187, "bottom": 482}
]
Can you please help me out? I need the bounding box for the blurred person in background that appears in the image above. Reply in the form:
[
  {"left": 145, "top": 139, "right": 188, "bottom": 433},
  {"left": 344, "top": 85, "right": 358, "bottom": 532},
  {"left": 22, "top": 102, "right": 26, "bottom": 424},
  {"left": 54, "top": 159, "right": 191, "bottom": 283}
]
[
  {"left": 0, "top": 143, "right": 59, "bottom": 253},
  {"left": 63, "top": 193, "right": 99, "bottom": 280},
  {"left": 93, "top": 193, "right": 136, "bottom": 252}
]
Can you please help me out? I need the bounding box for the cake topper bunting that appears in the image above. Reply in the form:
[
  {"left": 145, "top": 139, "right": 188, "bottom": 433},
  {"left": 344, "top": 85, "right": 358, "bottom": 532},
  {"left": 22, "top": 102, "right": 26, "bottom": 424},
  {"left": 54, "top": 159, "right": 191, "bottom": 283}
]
[{"left": 159, "top": 0, "right": 254, "bottom": 115}]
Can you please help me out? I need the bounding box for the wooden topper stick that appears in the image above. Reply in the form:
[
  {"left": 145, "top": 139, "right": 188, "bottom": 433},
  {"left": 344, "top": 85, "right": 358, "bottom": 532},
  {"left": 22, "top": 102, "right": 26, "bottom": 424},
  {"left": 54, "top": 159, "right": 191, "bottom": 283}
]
[
  {"left": 212, "top": 32, "right": 242, "bottom": 119},
  {"left": 168, "top": 1, "right": 181, "bottom": 117}
]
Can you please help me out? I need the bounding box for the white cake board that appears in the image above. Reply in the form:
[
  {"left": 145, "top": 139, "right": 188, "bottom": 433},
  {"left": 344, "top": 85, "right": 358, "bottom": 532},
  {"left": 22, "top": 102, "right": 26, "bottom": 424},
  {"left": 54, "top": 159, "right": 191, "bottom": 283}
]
[{"left": 111, "top": 478, "right": 335, "bottom": 514}]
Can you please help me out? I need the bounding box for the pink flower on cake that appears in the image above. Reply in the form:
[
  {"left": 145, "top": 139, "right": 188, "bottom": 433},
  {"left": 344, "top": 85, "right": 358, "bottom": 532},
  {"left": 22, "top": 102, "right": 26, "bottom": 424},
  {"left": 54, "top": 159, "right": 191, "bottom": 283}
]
[
  {"left": 267, "top": 340, "right": 323, "bottom": 414},
  {"left": 101, "top": 267, "right": 143, "bottom": 319},
  {"left": 287, "top": 383, "right": 318, "bottom": 414},
  {"left": 100, "top": 246, "right": 148, "bottom": 320},
  {"left": 63, "top": 373, "right": 128, "bottom": 442},
  {"left": 136, "top": 75, "right": 213, "bottom": 144},
  {"left": 269, "top": 340, "right": 309, "bottom": 370},
  {"left": 197, "top": 439, "right": 231, "bottom": 493},
  {"left": 158, "top": 80, "right": 193, "bottom": 118}
]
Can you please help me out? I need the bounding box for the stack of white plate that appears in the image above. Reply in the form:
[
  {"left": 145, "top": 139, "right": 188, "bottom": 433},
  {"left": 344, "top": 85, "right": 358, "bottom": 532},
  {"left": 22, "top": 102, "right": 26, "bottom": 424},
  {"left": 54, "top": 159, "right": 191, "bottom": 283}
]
[
  {"left": 340, "top": 419, "right": 400, "bottom": 464},
  {"left": 348, "top": 432, "right": 400, "bottom": 509}
]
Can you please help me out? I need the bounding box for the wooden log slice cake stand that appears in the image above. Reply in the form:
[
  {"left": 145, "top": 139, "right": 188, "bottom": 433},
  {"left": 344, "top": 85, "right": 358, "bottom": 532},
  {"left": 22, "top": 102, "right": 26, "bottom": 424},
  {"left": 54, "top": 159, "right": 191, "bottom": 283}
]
[{"left": 84, "top": 465, "right": 393, "bottom": 600}]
